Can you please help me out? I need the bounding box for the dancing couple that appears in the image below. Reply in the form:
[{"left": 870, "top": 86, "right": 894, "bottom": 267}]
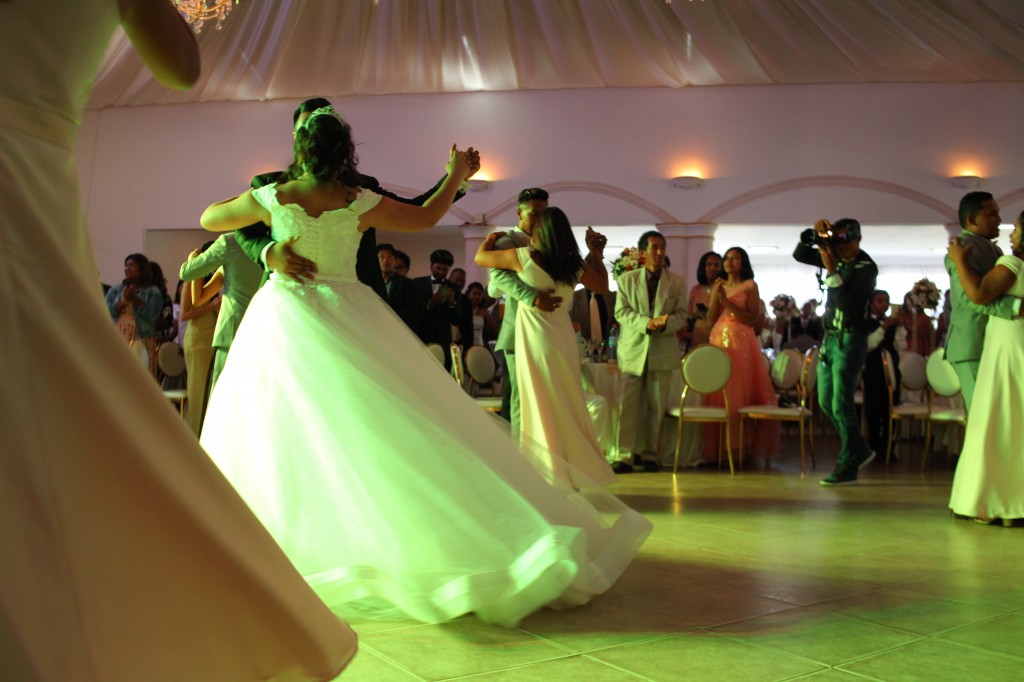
[{"left": 199, "top": 106, "right": 651, "bottom": 625}]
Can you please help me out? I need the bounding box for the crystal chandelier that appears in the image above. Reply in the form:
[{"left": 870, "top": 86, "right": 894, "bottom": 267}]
[{"left": 172, "top": 0, "right": 239, "bottom": 32}]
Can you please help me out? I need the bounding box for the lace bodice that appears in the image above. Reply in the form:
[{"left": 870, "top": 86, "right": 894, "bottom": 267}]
[{"left": 253, "top": 184, "right": 382, "bottom": 281}]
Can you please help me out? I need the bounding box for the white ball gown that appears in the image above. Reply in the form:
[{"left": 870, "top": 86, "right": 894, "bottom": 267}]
[
  {"left": 1, "top": 1, "right": 356, "bottom": 680},
  {"left": 948, "top": 254, "right": 1024, "bottom": 521},
  {"left": 201, "top": 186, "right": 651, "bottom": 626}
]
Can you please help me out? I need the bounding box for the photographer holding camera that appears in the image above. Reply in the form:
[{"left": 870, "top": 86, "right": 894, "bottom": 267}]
[{"left": 794, "top": 219, "right": 878, "bottom": 486}]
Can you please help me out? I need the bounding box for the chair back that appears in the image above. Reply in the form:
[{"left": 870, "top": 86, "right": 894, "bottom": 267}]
[
  {"left": 128, "top": 339, "right": 149, "bottom": 367},
  {"left": 770, "top": 348, "right": 804, "bottom": 390},
  {"left": 449, "top": 343, "right": 465, "bottom": 385},
  {"left": 681, "top": 344, "right": 732, "bottom": 395},
  {"left": 464, "top": 345, "right": 496, "bottom": 385},
  {"left": 881, "top": 349, "right": 898, "bottom": 404},
  {"left": 925, "top": 349, "right": 961, "bottom": 398},
  {"left": 803, "top": 346, "right": 820, "bottom": 403},
  {"left": 157, "top": 341, "right": 185, "bottom": 377},
  {"left": 425, "top": 342, "right": 445, "bottom": 365},
  {"left": 899, "top": 351, "right": 928, "bottom": 391}
]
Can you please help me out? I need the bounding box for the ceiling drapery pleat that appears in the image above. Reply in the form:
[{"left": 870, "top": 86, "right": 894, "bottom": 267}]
[{"left": 89, "top": 0, "right": 1024, "bottom": 109}]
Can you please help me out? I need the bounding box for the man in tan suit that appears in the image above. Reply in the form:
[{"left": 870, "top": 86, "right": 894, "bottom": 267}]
[{"left": 615, "top": 231, "right": 688, "bottom": 472}]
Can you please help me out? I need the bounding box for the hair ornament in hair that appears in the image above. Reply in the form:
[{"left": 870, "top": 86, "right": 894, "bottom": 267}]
[{"left": 304, "top": 106, "right": 344, "bottom": 130}]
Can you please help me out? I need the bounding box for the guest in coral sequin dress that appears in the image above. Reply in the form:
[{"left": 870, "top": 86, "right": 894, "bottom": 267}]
[{"left": 704, "top": 248, "right": 780, "bottom": 463}]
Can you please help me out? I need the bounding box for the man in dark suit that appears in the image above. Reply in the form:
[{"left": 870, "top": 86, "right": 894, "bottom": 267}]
[
  {"left": 412, "top": 249, "right": 463, "bottom": 369},
  {"left": 234, "top": 97, "right": 476, "bottom": 292},
  {"left": 570, "top": 289, "right": 616, "bottom": 342},
  {"left": 377, "top": 242, "right": 416, "bottom": 329}
]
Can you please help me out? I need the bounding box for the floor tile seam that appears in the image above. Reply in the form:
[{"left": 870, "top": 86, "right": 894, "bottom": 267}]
[
  {"left": 709, "top": 623, "right": 929, "bottom": 669},
  {"left": 430, "top": 652, "right": 585, "bottom": 681},
  {"left": 512, "top": 618, "right": 688, "bottom": 651},
  {"left": 528, "top": 631, "right": 686, "bottom": 657},
  {"left": 351, "top": 645, "right": 430, "bottom": 680},
  {"left": 576, "top": 652, "right": 663, "bottom": 681},
  {"left": 597, "top": 596, "right": 707, "bottom": 629},
  {"left": 928, "top": 633, "right": 1024, "bottom": 663},
  {"left": 674, "top": 627, "right": 835, "bottom": 671},
  {"left": 809, "top": 604, "right": 1007, "bottom": 639},
  {"left": 890, "top": 587, "right": 1024, "bottom": 614}
]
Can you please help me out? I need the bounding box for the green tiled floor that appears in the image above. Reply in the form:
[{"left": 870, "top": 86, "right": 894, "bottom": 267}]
[{"left": 337, "top": 432, "right": 1022, "bottom": 681}]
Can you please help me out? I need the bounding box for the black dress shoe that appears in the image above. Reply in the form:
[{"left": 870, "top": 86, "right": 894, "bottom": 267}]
[
  {"left": 642, "top": 460, "right": 660, "bottom": 473},
  {"left": 611, "top": 462, "right": 634, "bottom": 474}
]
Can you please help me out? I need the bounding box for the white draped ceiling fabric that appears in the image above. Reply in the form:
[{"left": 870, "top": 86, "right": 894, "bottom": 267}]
[{"left": 90, "top": 0, "right": 1024, "bottom": 108}]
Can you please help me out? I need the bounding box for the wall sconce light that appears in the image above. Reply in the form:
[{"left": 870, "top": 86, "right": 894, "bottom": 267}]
[
  {"left": 949, "top": 175, "right": 982, "bottom": 189},
  {"left": 670, "top": 175, "right": 704, "bottom": 190},
  {"left": 468, "top": 179, "right": 493, "bottom": 192}
]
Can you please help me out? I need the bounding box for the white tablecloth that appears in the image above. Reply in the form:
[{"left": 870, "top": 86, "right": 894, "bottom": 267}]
[{"left": 581, "top": 362, "right": 704, "bottom": 467}]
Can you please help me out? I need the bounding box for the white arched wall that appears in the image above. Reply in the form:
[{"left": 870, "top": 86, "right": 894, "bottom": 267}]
[{"left": 77, "top": 82, "right": 1024, "bottom": 285}]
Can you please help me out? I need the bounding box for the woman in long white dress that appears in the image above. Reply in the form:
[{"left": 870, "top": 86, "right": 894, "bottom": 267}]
[
  {"left": 199, "top": 110, "right": 650, "bottom": 627},
  {"left": 947, "top": 211, "right": 1024, "bottom": 524},
  {"left": 475, "top": 208, "right": 618, "bottom": 486},
  {"left": 1, "top": 2, "right": 358, "bottom": 681}
]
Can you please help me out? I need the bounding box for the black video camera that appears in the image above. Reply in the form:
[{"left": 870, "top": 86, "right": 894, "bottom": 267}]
[{"left": 800, "top": 218, "right": 861, "bottom": 249}]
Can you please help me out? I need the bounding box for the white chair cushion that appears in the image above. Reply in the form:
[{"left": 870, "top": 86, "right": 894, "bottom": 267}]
[
  {"left": 738, "top": 405, "right": 811, "bottom": 419},
  {"left": 669, "top": 406, "right": 729, "bottom": 419},
  {"left": 893, "top": 404, "right": 930, "bottom": 417},
  {"left": 681, "top": 345, "right": 731, "bottom": 393},
  {"left": 425, "top": 343, "right": 445, "bottom": 365},
  {"left": 928, "top": 407, "right": 966, "bottom": 422},
  {"left": 925, "top": 350, "right": 961, "bottom": 398},
  {"left": 770, "top": 349, "right": 803, "bottom": 390},
  {"left": 900, "top": 351, "right": 928, "bottom": 391},
  {"left": 464, "top": 345, "right": 497, "bottom": 384}
]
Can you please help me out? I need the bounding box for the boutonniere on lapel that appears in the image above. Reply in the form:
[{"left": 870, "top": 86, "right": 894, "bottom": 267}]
[{"left": 611, "top": 247, "right": 645, "bottom": 282}]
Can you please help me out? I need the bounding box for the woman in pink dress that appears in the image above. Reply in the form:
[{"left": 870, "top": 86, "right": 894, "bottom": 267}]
[
  {"left": 704, "top": 247, "right": 780, "bottom": 463},
  {"left": 678, "top": 250, "right": 722, "bottom": 351}
]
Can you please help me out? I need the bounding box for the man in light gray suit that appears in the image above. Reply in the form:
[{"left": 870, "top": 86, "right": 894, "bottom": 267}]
[
  {"left": 945, "top": 191, "right": 1022, "bottom": 411},
  {"left": 179, "top": 233, "right": 262, "bottom": 397},
  {"left": 615, "top": 231, "right": 688, "bottom": 472},
  {"left": 487, "top": 187, "right": 561, "bottom": 428}
]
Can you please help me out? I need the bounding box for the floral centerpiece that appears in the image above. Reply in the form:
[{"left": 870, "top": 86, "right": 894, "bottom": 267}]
[
  {"left": 611, "top": 247, "right": 645, "bottom": 281},
  {"left": 907, "top": 278, "right": 941, "bottom": 312},
  {"left": 770, "top": 294, "right": 798, "bottom": 321}
]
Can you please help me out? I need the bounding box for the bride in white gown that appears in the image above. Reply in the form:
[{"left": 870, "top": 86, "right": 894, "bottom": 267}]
[
  {"left": 947, "top": 211, "right": 1024, "bottom": 524},
  {"left": 200, "top": 108, "right": 651, "bottom": 626},
  {"left": 475, "top": 208, "right": 618, "bottom": 486}
]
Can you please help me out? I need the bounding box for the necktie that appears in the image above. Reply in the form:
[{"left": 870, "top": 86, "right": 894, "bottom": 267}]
[{"left": 589, "top": 293, "right": 602, "bottom": 342}]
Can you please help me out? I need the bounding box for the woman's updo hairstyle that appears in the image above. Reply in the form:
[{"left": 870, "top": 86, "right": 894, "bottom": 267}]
[{"left": 289, "top": 107, "right": 360, "bottom": 185}]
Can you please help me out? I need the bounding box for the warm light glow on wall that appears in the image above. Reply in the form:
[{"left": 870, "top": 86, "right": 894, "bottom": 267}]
[{"left": 670, "top": 161, "right": 707, "bottom": 180}]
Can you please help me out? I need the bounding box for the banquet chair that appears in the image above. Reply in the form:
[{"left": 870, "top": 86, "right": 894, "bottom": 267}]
[
  {"left": 667, "top": 344, "right": 734, "bottom": 473},
  {"left": 425, "top": 342, "right": 445, "bottom": 366},
  {"left": 882, "top": 349, "right": 929, "bottom": 464},
  {"left": 128, "top": 338, "right": 149, "bottom": 367},
  {"left": 922, "top": 349, "right": 966, "bottom": 472},
  {"left": 449, "top": 343, "right": 465, "bottom": 386},
  {"left": 464, "top": 345, "right": 503, "bottom": 412},
  {"left": 157, "top": 342, "right": 188, "bottom": 416},
  {"left": 739, "top": 346, "right": 818, "bottom": 473}
]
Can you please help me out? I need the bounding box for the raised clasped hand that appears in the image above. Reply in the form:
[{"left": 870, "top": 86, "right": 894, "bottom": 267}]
[
  {"left": 585, "top": 226, "right": 607, "bottom": 253},
  {"left": 447, "top": 145, "right": 473, "bottom": 182}
]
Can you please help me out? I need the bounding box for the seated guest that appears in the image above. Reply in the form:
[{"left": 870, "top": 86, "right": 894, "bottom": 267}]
[
  {"left": 378, "top": 243, "right": 416, "bottom": 328},
  {"left": 792, "top": 299, "right": 824, "bottom": 342},
  {"left": 863, "top": 290, "right": 906, "bottom": 458},
  {"left": 466, "top": 281, "right": 501, "bottom": 346},
  {"left": 394, "top": 250, "right": 411, "bottom": 278},
  {"left": 447, "top": 267, "right": 474, "bottom": 347},
  {"left": 412, "top": 249, "right": 462, "bottom": 369}
]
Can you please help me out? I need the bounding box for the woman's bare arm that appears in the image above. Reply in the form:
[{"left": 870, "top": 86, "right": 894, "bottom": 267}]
[{"left": 118, "top": 0, "right": 200, "bottom": 90}]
